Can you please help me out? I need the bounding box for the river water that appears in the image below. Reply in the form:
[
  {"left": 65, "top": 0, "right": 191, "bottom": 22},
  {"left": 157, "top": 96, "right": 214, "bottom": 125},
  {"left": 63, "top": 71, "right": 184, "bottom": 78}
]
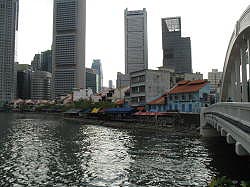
[{"left": 0, "top": 113, "right": 249, "bottom": 186}]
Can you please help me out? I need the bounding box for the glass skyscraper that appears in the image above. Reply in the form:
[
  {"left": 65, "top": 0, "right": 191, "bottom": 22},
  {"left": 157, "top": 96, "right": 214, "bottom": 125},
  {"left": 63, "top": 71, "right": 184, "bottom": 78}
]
[
  {"left": 91, "top": 59, "right": 103, "bottom": 93},
  {"left": 0, "top": 0, "right": 19, "bottom": 102},
  {"left": 53, "top": 0, "right": 86, "bottom": 98},
  {"left": 162, "top": 17, "right": 192, "bottom": 73}
]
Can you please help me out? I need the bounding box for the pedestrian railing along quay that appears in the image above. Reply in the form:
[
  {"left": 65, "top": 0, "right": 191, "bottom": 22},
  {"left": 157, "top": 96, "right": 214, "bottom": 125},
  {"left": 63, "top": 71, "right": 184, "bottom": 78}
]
[{"left": 200, "top": 102, "right": 250, "bottom": 156}]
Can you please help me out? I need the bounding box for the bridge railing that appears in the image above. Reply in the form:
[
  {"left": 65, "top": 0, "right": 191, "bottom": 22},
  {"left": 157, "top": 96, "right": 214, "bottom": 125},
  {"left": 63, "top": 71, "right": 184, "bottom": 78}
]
[
  {"left": 201, "top": 102, "right": 250, "bottom": 156},
  {"left": 203, "top": 102, "right": 250, "bottom": 125}
]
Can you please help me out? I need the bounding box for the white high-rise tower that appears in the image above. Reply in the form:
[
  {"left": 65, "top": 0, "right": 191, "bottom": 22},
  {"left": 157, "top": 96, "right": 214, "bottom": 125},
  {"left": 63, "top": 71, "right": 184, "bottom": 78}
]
[
  {"left": 53, "top": 0, "right": 86, "bottom": 98},
  {"left": 125, "top": 8, "right": 148, "bottom": 74}
]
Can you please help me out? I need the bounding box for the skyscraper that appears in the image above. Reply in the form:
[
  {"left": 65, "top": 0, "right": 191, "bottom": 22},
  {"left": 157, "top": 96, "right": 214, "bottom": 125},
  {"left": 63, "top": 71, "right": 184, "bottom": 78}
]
[
  {"left": 53, "top": 0, "right": 86, "bottom": 98},
  {"left": 31, "top": 54, "right": 41, "bottom": 71},
  {"left": 41, "top": 50, "right": 52, "bottom": 73},
  {"left": 91, "top": 59, "right": 103, "bottom": 93},
  {"left": 162, "top": 17, "right": 192, "bottom": 73},
  {"left": 31, "top": 71, "right": 52, "bottom": 100},
  {"left": 86, "top": 68, "right": 97, "bottom": 93},
  {"left": 16, "top": 64, "right": 31, "bottom": 100},
  {"left": 0, "top": 0, "right": 19, "bottom": 102},
  {"left": 109, "top": 80, "right": 113, "bottom": 89},
  {"left": 125, "top": 8, "right": 148, "bottom": 74}
]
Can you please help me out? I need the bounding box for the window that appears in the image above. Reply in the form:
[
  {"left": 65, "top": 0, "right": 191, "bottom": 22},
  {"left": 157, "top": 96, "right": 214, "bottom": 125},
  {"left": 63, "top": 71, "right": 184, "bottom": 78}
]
[
  {"left": 175, "top": 104, "right": 178, "bottom": 111},
  {"left": 175, "top": 95, "right": 178, "bottom": 100},
  {"left": 189, "top": 104, "right": 192, "bottom": 112},
  {"left": 182, "top": 95, "right": 185, "bottom": 100},
  {"left": 189, "top": 94, "right": 193, "bottom": 100},
  {"left": 182, "top": 104, "right": 185, "bottom": 112},
  {"left": 169, "top": 95, "right": 172, "bottom": 101}
]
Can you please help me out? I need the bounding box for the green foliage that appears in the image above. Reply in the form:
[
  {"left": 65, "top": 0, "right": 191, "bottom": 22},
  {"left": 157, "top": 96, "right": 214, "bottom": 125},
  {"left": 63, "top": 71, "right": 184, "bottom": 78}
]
[
  {"left": 209, "top": 177, "right": 250, "bottom": 187},
  {"left": 209, "top": 176, "right": 234, "bottom": 187},
  {"left": 241, "top": 181, "right": 250, "bottom": 187}
]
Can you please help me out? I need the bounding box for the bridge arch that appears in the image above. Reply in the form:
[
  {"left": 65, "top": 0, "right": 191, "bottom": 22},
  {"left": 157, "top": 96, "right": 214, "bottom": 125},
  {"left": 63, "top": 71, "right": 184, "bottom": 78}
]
[{"left": 221, "top": 6, "right": 250, "bottom": 102}]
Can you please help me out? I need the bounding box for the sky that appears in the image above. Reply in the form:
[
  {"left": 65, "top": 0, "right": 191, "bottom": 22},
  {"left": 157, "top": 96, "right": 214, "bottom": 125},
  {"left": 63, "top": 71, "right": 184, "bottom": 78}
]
[{"left": 17, "top": 0, "right": 250, "bottom": 87}]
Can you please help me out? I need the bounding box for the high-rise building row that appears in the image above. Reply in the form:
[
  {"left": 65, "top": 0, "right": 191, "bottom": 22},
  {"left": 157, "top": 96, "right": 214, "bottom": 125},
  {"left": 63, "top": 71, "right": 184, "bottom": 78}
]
[
  {"left": 125, "top": 8, "right": 148, "bottom": 74},
  {"left": 91, "top": 59, "right": 103, "bottom": 93},
  {"left": 0, "top": 0, "right": 19, "bottom": 102},
  {"left": 53, "top": 0, "right": 86, "bottom": 98},
  {"left": 162, "top": 17, "right": 192, "bottom": 73}
]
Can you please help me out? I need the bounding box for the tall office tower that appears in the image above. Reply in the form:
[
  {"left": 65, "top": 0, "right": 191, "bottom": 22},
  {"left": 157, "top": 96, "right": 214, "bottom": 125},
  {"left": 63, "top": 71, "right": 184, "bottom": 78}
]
[
  {"left": 109, "top": 80, "right": 113, "bottom": 89},
  {"left": 31, "top": 71, "right": 52, "bottom": 100},
  {"left": 125, "top": 8, "right": 148, "bottom": 74},
  {"left": 53, "top": 0, "right": 86, "bottom": 98},
  {"left": 16, "top": 64, "right": 31, "bottom": 99},
  {"left": 41, "top": 50, "right": 52, "bottom": 73},
  {"left": 91, "top": 59, "right": 103, "bottom": 93},
  {"left": 162, "top": 17, "right": 192, "bottom": 73},
  {"left": 31, "top": 54, "right": 41, "bottom": 71},
  {"left": 0, "top": 0, "right": 19, "bottom": 103},
  {"left": 86, "top": 68, "right": 97, "bottom": 93}
]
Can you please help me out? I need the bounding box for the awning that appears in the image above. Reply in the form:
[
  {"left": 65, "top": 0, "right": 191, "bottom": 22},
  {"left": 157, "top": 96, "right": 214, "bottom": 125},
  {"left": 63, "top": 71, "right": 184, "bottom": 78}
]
[
  {"left": 91, "top": 107, "right": 102, "bottom": 113},
  {"left": 105, "top": 107, "right": 135, "bottom": 114},
  {"left": 64, "top": 109, "right": 82, "bottom": 114}
]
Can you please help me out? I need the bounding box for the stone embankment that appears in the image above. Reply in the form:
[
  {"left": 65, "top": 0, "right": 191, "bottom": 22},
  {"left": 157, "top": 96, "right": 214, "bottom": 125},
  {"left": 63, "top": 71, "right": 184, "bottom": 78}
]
[{"left": 65, "top": 113, "right": 200, "bottom": 136}]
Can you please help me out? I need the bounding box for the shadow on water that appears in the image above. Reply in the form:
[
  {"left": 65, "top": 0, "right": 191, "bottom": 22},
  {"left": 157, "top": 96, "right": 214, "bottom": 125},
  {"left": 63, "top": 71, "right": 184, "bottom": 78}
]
[
  {"left": 201, "top": 136, "right": 250, "bottom": 181},
  {"left": 124, "top": 130, "right": 213, "bottom": 186}
]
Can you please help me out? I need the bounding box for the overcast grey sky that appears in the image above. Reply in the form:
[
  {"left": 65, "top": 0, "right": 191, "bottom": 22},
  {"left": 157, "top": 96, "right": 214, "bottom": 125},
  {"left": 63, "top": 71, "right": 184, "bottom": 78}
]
[{"left": 17, "top": 0, "right": 250, "bottom": 87}]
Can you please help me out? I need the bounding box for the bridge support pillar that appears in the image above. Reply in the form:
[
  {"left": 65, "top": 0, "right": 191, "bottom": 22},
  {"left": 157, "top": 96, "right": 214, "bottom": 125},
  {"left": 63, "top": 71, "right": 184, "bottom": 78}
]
[
  {"left": 235, "top": 142, "right": 249, "bottom": 156},
  {"left": 241, "top": 48, "right": 248, "bottom": 102},
  {"left": 235, "top": 58, "right": 241, "bottom": 102},
  {"left": 220, "top": 128, "right": 227, "bottom": 136},
  {"left": 226, "top": 134, "right": 236, "bottom": 144},
  {"left": 200, "top": 108, "right": 219, "bottom": 137}
]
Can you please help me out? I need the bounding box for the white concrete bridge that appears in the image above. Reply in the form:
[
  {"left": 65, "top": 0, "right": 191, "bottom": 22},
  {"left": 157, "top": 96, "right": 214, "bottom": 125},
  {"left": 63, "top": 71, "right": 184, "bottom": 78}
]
[{"left": 200, "top": 6, "right": 250, "bottom": 156}]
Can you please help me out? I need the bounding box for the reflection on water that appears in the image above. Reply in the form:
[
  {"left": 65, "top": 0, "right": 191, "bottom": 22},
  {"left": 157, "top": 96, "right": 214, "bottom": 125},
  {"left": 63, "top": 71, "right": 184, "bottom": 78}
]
[{"left": 0, "top": 113, "right": 249, "bottom": 186}]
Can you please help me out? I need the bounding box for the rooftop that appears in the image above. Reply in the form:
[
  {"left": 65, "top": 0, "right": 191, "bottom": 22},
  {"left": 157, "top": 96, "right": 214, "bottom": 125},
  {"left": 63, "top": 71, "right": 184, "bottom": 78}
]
[{"left": 169, "top": 80, "right": 208, "bottom": 94}]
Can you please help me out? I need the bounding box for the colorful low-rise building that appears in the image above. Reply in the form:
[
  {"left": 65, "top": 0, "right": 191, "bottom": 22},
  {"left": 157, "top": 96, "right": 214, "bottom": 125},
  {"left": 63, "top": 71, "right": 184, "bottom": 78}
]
[
  {"left": 166, "top": 80, "right": 210, "bottom": 113},
  {"left": 147, "top": 80, "right": 210, "bottom": 113}
]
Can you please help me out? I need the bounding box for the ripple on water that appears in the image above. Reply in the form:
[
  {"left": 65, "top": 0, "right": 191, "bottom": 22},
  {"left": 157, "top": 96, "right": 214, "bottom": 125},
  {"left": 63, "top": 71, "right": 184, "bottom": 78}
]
[{"left": 0, "top": 114, "right": 250, "bottom": 186}]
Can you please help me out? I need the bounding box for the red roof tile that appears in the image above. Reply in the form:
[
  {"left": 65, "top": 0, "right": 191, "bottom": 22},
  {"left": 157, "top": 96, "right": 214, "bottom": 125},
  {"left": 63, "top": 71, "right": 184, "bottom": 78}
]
[
  {"left": 148, "top": 96, "right": 165, "bottom": 105},
  {"left": 169, "top": 80, "right": 208, "bottom": 94}
]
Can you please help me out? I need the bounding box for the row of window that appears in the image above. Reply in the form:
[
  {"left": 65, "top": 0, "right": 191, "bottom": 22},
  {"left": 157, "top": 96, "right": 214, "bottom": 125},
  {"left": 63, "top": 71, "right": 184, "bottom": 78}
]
[
  {"left": 169, "top": 94, "right": 194, "bottom": 101},
  {"left": 131, "top": 75, "right": 145, "bottom": 84}
]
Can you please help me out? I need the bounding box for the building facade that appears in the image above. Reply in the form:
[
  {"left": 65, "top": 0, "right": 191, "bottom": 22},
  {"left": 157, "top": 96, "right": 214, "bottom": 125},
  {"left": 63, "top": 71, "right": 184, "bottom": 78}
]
[
  {"left": 41, "top": 50, "right": 52, "bottom": 73},
  {"left": 31, "top": 71, "right": 52, "bottom": 100},
  {"left": 116, "top": 72, "right": 130, "bottom": 89},
  {"left": 166, "top": 80, "right": 210, "bottom": 113},
  {"left": 91, "top": 59, "right": 103, "bottom": 93},
  {"left": 125, "top": 8, "right": 148, "bottom": 74},
  {"left": 162, "top": 17, "right": 192, "bottom": 73},
  {"left": 31, "top": 54, "right": 41, "bottom": 71},
  {"left": 130, "top": 69, "right": 171, "bottom": 106},
  {"left": 86, "top": 68, "right": 97, "bottom": 93},
  {"left": 0, "top": 0, "right": 19, "bottom": 102},
  {"left": 53, "top": 0, "right": 86, "bottom": 98},
  {"left": 208, "top": 69, "right": 223, "bottom": 93}
]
